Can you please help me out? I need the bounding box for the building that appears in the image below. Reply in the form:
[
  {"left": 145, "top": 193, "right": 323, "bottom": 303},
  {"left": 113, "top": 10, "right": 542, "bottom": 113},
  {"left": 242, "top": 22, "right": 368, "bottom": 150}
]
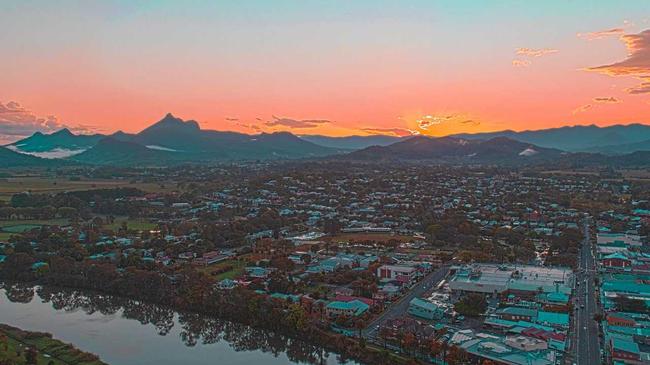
[
  {"left": 610, "top": 337, "right": 641, "bottom": 363},
  {"left": 326, "top": 300, "right": 369, "bottom": 318},
  {"left": 496, "top": 307, "right": 537, "bottom": 322},
  {"left": 602, "top": 252, "right": 632, "bottom": 269},
  {"left": 408, "top": 298, "right": 445, "bottom": 320},
  {"left": 448, "top": 263, "right": 573, "bottom": 296},
  {"left": 597, "top": 233, "right": 642, "bottom": 247},
  {"left": 377, "top": 264, "right": 417, "bottom": 283}
]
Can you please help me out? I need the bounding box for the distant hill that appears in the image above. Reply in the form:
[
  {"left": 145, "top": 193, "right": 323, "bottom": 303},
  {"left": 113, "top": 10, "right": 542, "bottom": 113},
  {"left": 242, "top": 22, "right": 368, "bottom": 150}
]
[
  {"left": 584, "top": 138, "right": 650, "bottom": 155},
  {"left": 8, "top": 128, "right": 104, "bottom": 158},
  {"left": 452, "top": 124, "right": 650, "bottom": 153},
  {"left": 0, "top": 146, "right": 64, "bottom": 168},
  {"left": 343, "top": 136, "right": 564, "bottom": 164},
  {"left": 299, "top": 134, "right": 406, "bottom": 150},
  {"left": 70, "top": 137, "right": 180, "bottom": 166},
  {"left": 66, "top": 113, "right": 341, "bottom": 165}
]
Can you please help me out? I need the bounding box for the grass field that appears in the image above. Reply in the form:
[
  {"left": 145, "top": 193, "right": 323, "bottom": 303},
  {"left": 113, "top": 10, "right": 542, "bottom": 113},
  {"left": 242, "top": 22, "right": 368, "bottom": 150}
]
[
  {"left": 197, "top": 259, "right": 247, "bottom": 281},
  {"left": 0, "top": 177, "right": 177, "bottom": 202},
  {"left": 0, "top": 324, "right": 107, "bottom": 365},
  {"left": 103, "top": 217, "right": 157, "bottom": 232}
]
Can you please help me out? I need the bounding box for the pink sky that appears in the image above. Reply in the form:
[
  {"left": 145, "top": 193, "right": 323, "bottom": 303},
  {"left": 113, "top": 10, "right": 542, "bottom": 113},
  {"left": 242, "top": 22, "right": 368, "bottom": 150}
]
[{"left": 1, "top": 1, "right": 650, "bottom": 142}]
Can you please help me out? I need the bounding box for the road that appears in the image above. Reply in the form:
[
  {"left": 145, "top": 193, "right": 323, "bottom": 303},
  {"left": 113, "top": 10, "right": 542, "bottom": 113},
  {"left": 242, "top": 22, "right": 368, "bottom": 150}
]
[
  {"left": 363, "top": 264, "right": 450, "bottom": 338},
  {"left": 574, "top": 216, "right": 600, "bottom": 365}
]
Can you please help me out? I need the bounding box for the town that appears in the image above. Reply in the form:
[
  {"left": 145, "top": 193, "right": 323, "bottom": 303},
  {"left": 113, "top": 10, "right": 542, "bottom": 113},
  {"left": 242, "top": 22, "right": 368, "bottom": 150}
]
[{"left": 0, "top": 162, "right": 648, "bottom": 365}]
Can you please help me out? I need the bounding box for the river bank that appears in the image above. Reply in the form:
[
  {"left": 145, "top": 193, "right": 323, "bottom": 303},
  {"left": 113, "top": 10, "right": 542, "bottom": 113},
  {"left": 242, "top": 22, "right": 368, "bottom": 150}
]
[{"left": 0, "top": 283, "right": 361, "bottom": 365}]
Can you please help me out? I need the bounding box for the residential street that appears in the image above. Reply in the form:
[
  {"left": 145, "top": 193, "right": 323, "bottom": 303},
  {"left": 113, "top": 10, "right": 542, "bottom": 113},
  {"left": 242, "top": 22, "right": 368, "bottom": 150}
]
[
  {"left": 363, "top": 264, "right": 450, "bottom": 339},
  {"left": 574, "top": 217, "right": 600, "bottom": 365}
]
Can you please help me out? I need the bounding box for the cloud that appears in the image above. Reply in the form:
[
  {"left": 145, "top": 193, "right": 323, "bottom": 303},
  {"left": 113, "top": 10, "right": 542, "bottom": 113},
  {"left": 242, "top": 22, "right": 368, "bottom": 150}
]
[
  {"left": 626, "top": 76, "right": 650, "bottom": 94},
  {"left": 461, "top": 119, "right": 481, "bottom": 126},
  {"left": 586, "top": 29, "right": 650, "bottom": 94},
  {"left": 587, "top": 29, "right": 650, "bottom": 76},
  {"left": 516, "top": 48, "right": 559, "bottom": 57},
  {"left": 572, "top": 104, "right": 593, "bottom": 114},
  {"left": 577, "top": 28, "right": 625, "bottom": 40},
  {"left": 225, "top": 117, "right": 239, "bottom": 122},
  {"left": 361, "top": 128, "right": 418, "bottom": 137},
  {"left": 593, "top": 96, "right": 620, "bottom": 103},
  {"left": 0, "top": 101, "right": 94, "bottom": 144},
  {"left": 512, "top": 59, "right": 531, "bottom": 67},
  {"left": 416, "top": 114, "right": 455, "bottom": 130},
  {"left": 264, "top": 115, "right": 332, "bottom": 129}
]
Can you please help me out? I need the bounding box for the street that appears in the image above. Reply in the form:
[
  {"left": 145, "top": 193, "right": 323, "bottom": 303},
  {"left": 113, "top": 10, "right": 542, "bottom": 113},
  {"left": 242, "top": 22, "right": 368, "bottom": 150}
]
[
  {"left": 363, "top": 264, "right": 450, "bottom": 338},
  {"left": 573, "top": 217, "right": 600, "bottom": 365}
]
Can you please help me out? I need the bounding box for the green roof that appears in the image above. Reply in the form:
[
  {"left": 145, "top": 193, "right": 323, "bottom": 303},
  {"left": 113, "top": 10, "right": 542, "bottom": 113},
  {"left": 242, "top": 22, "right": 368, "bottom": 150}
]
[
  {"left": 537, "top": 311, "right": 569, "bottom": 327},
  {"left": 612, "top": 337, "right": 640, "bottom": 355}
]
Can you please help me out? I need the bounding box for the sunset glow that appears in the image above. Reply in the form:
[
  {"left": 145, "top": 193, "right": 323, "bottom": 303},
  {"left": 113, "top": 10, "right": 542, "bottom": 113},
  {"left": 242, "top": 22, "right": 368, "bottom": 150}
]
[{"left": 2, "top": 1, "right": 650, "bottom": 142}]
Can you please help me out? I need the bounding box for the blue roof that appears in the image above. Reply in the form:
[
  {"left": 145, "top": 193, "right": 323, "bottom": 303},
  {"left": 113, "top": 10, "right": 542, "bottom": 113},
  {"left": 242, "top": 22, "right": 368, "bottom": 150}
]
[{"left": 409, "top": 297, "right": 440, "bottom": 311}]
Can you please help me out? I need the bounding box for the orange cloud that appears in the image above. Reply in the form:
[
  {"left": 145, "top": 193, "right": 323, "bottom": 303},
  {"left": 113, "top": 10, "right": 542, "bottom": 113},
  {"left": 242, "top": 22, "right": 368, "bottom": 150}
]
[
  {"left": 265, "top": 115, "right": 332, "bottom": 128},
  {"left": 626, "top": 76, "right": 650, "bottom": 94},
  {"left": 361, "top": 127, "right": 417, "bottom": 137},
  {"left": 586, "top": 29, "right": 650, "bottom": 94},
  {"left": 512, "top": 59, "right": 531, "bottom": 67},
  {"left": 577, "top": 27, "right": 625, "bottom": 40},
  {"left": 593, "top": 96, "right": 620, "bottom": 103},
  {"left": 515, "top": 48, "right": 558, "bottom": 57},
  {"left": 587, "top": 29, "right": 650, "bottom": 76},
  {"left": 572, "top": 104, "right": 592, "bottom": 114}
]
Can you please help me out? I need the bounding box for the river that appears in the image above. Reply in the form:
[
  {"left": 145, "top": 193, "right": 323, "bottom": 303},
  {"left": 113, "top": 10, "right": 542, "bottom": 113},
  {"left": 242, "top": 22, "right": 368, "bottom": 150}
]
[{"left": 0, "top": 283, "right": 356, "bottom": 365}]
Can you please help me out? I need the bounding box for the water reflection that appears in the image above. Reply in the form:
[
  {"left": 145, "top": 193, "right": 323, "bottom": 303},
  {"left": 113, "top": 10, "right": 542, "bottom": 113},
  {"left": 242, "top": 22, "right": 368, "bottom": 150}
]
[{"left": 1, "top": 283, "right": 343, "bottom": 365}]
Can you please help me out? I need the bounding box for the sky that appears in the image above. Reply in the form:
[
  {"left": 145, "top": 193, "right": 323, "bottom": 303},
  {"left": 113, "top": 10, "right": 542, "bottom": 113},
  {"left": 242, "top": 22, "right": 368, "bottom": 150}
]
[{"left": 1, "top": 0, "right": 650, "bottom": 143}]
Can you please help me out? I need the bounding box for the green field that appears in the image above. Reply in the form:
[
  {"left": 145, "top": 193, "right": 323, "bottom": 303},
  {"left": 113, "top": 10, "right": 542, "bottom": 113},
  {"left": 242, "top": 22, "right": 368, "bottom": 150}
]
[
  {"left": 0, "top": 219, "right": 70, "bottom": 236},
  {"left": 198, "top": 259, "right": 247, "bottom": 281},
  {"left": 103, "top": 218, "right": 157, "bottom": 232},
  {"left": 0, "top": 324, "right": 107, "bottom": 365},
  {"left": 0, "top": 176, "right": 178, "bottom": 202}
]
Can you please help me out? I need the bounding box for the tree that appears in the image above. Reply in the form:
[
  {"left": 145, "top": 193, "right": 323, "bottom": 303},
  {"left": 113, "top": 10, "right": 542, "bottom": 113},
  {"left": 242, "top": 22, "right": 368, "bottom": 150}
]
[
  {"left": 454, "top": 293, "right": 487, "bottom": 317},
  {"left": 25, "top": 347, "right": 38, "bottom": 365}
]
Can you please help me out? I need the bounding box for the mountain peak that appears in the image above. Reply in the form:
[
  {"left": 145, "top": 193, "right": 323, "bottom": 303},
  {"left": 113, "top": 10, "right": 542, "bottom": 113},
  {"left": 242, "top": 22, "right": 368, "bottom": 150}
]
[{"left": 53, "top": 128, "right": 73, "bottom": 136}]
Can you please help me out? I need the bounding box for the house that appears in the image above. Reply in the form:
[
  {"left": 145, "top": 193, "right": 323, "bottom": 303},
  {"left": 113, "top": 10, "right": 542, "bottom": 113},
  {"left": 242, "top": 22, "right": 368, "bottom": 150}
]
[
  {"left": 245, "top": 266, "right": 270, "bottom": 279},
  {"left": 602, "top": 252, "right": 632, "bottom": 269},
  {"left": 376, "top": 264, "right": 417, "bottom": 283},
  {"left": 610, "top": 337, "right": 641, "bottom": 363},
  {"left": 607, "top": 313, "right": 637, "bottom": 327},
  {"left": 326, "top": 300, "right": 369, "bottom": 318},
  {"left": 408, "top": 298, "right": 444, "bottom": 320},
  {"left": 536, "top": 311, "right": 569, "bottom": 329},
  {"left": 496, "top": 307, "right": 537, "bottom": 322}
]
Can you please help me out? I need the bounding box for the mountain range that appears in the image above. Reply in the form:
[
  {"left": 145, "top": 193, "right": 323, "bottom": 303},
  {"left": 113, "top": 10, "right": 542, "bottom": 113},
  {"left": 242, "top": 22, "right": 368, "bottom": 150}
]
[
  {"left": 2, "top": 115, "right": 650, "bottom": 167},
  {"left": 6, "top": 114, "right": 342, "bottom": 166},
  {"left": 451, "top": 123, "right": 650, "bottom": 154}
]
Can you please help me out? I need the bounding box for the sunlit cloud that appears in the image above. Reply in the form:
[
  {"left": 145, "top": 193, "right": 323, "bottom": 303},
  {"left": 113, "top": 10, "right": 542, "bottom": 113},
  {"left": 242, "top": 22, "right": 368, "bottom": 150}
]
[
  {"left": 577, "top": 27, "right": 625, "bottom": 40},
  {"left": 512, "top": 59, "right": 531, "bottom": 67},
  {"left": 265, "top": 115, "right": 332, "bottom": 129},
  {"left": 416, "top": 114, "right": 455, "bottom": 130},
  {"left": 593, "top": 96, "right": 620, "bottom": 103},
  {"left": 0, "top": 101, "right": 96, "bottom": 144},
  {"left": 626, "top": 76, "right": 650, "bottom": 94},
  {"left": 515, "top": 48, "right": 559, "bottom": 57},
  {"left": 572, "top": 104, "right": 593, "bottom": 114},
  {"left": 586, "top": 29, "right": 650, "bottom": 95},
  {"left": 361, "top": 127, "right": 417, "bottom": 137}
]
